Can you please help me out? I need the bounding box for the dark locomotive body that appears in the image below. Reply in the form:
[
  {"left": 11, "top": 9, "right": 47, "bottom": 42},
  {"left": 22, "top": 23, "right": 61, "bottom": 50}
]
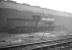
[{"left": 0, "top": 8, "right": 55, "bottom": 33}]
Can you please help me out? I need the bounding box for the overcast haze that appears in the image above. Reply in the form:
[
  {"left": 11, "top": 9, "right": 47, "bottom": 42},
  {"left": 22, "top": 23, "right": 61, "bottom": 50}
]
[{"left": 11, "top": 0, "right": 72, "bottom": 13}]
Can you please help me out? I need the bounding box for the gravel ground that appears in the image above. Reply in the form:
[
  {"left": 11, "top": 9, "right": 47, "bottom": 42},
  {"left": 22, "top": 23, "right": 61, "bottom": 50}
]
[{"left": 0, "top": 31, "right": 72, "bottom": 49}]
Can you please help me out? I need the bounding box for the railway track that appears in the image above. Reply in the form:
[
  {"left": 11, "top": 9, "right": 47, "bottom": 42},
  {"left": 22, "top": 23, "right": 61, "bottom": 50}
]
[{"left": 1, "top": 35, "right": 72, "bottom": 50}]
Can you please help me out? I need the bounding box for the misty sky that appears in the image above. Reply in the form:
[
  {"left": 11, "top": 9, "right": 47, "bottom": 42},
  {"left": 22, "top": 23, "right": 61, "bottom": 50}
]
[{"left": 12, "top": 0, "right": 72, "bottom": 13}]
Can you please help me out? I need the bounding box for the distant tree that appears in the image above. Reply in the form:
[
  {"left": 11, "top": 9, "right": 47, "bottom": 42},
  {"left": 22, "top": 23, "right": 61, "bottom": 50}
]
[
  {"left": 22, "top": 3, "right": 30, "bottom": 6},
  {"left": 4, "top": 0, "right": 16, "bottom": 3},
  {"left": 0, "top": 0, "right": 16, "bottom": 3},
  {"left": 5, "top": 0, "right": 11, "bottom": 1}
]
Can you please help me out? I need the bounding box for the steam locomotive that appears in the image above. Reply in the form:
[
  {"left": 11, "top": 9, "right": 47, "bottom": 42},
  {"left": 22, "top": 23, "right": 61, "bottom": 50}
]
[{"left": 0, "top": 7, "right": 55, "bottom": 33}]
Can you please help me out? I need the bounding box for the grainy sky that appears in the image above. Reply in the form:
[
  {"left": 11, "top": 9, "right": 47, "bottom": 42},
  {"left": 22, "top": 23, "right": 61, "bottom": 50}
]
[{"left": 12, "top": 0, "right": 72, "bottom": 13}]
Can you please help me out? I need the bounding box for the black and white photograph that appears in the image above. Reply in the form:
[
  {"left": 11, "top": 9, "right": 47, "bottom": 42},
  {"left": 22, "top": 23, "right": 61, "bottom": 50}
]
[{"left": 0, "top": 0, "right": 72, "bottom": 50}]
